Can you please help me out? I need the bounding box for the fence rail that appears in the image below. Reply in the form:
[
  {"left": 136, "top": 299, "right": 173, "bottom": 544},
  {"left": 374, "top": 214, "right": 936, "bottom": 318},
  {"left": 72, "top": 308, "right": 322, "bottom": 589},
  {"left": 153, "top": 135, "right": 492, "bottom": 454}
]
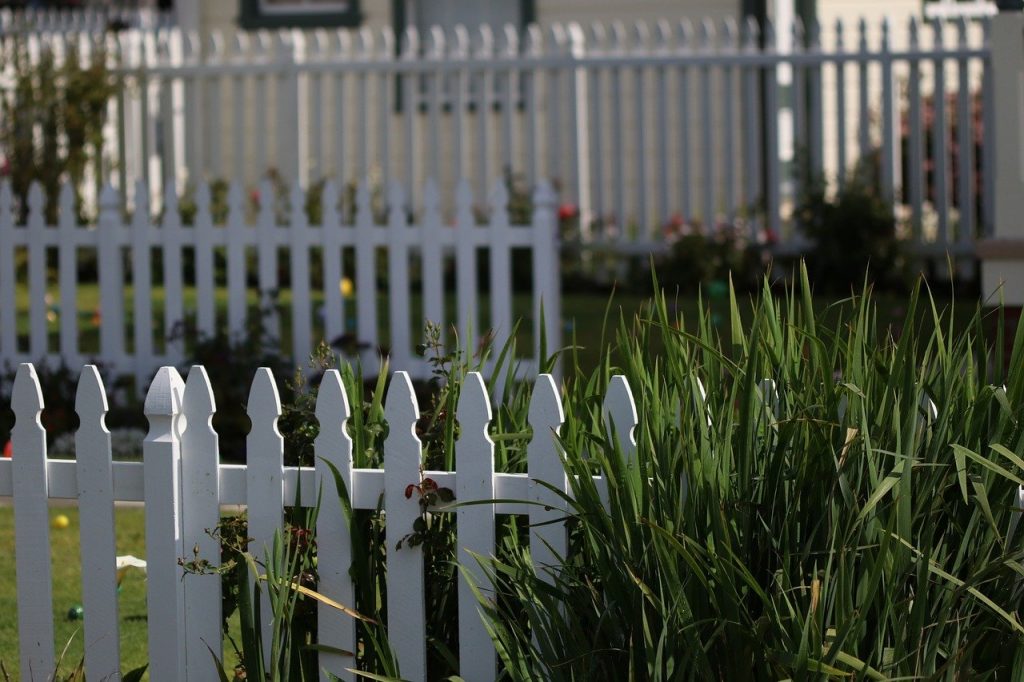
[
  {"left": 0, "top": 178, "right": 560, "bottom": 386},
  {"left": 0, "top": 15, "right": 993, "bottom": 256},
  {"left": 0, "top": 362, "right": 639, "bottom": 681}
]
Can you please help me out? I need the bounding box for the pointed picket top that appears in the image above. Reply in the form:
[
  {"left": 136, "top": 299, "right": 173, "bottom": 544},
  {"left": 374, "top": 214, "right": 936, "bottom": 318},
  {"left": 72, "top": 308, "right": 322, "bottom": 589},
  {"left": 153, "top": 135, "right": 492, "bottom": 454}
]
[
  {"left": 321, "top": 179, "right": 340, "bottom": 226},
  {"left": 654, "top": 19, "right": 672, "bottom": 53},
  {"left": 253, "top": 29, "right": 274, "bottom": 59},
  {"left": 183, "top": 364, "right": 216, "bottom": 420},
  {"left": 386, "top": 180, "right": 407, "bottom": 227},
  {"left": 834, "top": 18, "right": 845, "bottom": 50},
  {"left": 502, "top": 22, "right": 520, "bottom": 56},
  {"left": 628, "top": 20, "right": 649, "bottom": 54},
  {"left": 144, "top": 367, "right": 183, "bottom": 440},
  {"left": 182, "top": 29, "right": 200, "bottom": 61},
  {"left": 161, "top": 177, "right": 180, "bottom": 223},
  {"left": 763, "top": 16, "right": 775, "bottom": 47},
  {"left": 26, "top": 182, "right": 45, "bottom": 223},
  {"left": 231, "top": 30, "right": 250, "bottom": 61},
  {"left": 698, "top": 18, "right": 715, "bottom": 51},
  {"left": 547, "top": 22, "right": 567, "bottom": 54},
  {"left": 742, "top": 16, "right": 759, "bottom": 51},
  {"left": 427, "top": 25, "right": 446, "bottom": 59},
  {"left": 422, "top": 177, "right": 441, "bottom": 221},
  {"left": 589, "top": 22, "right": 607, "bottom": 52},
  {"left": 13, "top": 363, "right": 44, "bottom": 421},
  {"left": 476, "top": 23, "right": 495, "bottom": 58},
  {"left": 956, "top": 15, "right": 968, "bottom": 47},
  {"left": 208, "top": 29, "right": 225, "bottom": 62},
  {"left": 721, "top": 17, "right": 738, "bottom": 49},
  {"left": 931, "top": 16, "right": 944, "bottom": 47},
  {"left": 356, "top": 26, "right": 375, "bottom": 58},
  {"left": 273, "top": 28, "right": 292, "bottom": 59},
  {"left": 525, "top": 23, "right": 543, "bottom": 57},
  {"left": 532, "top": 178, "right": 557, "bottom": 209},
  {"left": 790, "top": 15, "right": 804, "bottom": 51},
  {"left": 248, "top": 367, "right": 282, "bottom": 423},
  {"left": 608, "top": 20, "right": 627, "bottom": 54},
  {"left": 857, "top": 17, "right": 868, "bottom": 50},
  {"left": 457, "top": 371, "right": 494, "bottom": 438},
  {"left": 58, "top": 183, "right": 75, "bottom": 222},
  {"left": 907, "top": 15, "right": 919, "bottom": 48},
  {"left": 224, "top": 180, "right": 243, "bottom": 218},
  {"left": 335, "top": 27, "right": 352, "bottom": 57},
  {"left": 604, "top": 375, "right": 638, "bottom": 459},
  {"left": 379, "top": 25, "right": 395, "bottom": 58},
  {"left": 384, "top": 371, "right": 420, "bottom": 434},
  {"left": 529, "top": 373, "right": 565, "bottom": 436},
  {"left": 310, "top": 28, "right": 329, "bottom": 58},
  {"left": 400, "top": 25, "right": 419, "bottom": 60},
  {"left": 99, "top": 184, "right": 120, "bottom": 215},
  {"left": 315, "top": 368, "right": 351, "bottom": 431},
  {"left": 75, "top": 365, "right": 109, "bottom": 420},
  {"left": 488, "top": 178, "right": 510, "bottom": 226},
  {"left": 451, "top": 23, "right": 471, "bottom": 58},
  {"left": 289, "top": 180, "right": 305, "bottom": 226},
  {"left": 455, "top": 177, "right": 475, "bottom": 227},
  {"left": 258, "top": 178, "right": 275, "bottom": 224},
  {"left": 356, "top": 179, "right": 373, "bottom": 225},
  {"left": 807, "top": 18, "right": 821, "bottom": 49},
  {"left": 133, "top": 179, "right": 150, "bottom": 223}
]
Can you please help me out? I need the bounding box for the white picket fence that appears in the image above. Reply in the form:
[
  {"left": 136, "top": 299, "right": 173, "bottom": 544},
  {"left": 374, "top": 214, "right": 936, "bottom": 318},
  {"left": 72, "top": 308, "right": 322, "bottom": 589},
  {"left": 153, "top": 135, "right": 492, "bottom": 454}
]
[
  {"left": 0, "top": 6, "right": 174, "bottom": 33},
  {"left": 0, "top": 362, "right": 639, "bottom": 681},
  {"left": 0, "top": 15, "right": 994, "bottom": 254},
  {"left": 0, "top": 177, "right": 560, "bottom": 387}
]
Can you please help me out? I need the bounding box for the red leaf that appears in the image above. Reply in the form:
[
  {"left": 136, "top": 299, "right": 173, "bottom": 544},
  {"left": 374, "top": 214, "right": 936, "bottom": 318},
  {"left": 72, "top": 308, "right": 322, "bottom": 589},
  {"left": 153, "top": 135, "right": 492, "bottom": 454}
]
[{"left": 404, "top": 484, "right": 416, "bottom": 499}]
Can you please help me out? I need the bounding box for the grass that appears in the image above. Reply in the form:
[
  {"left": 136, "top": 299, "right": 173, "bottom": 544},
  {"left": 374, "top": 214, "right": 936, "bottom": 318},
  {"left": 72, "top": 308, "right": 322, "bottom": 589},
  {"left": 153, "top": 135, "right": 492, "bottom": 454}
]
[{"left": 0, "top": 506, "right": 149, "bottom": 679}]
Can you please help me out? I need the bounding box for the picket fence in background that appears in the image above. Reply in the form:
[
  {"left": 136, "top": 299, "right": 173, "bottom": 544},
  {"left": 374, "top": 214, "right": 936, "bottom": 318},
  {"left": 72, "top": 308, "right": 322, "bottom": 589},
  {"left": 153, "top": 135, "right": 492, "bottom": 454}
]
[
  {"left": 0, "top": 15, "right": 993, "bottom": 254},
  {"left": 0, "top": 362, "right": 639, "bottom": 682},
  {"left": 0, "top": 178, "right": 560, "bottom": 388}
]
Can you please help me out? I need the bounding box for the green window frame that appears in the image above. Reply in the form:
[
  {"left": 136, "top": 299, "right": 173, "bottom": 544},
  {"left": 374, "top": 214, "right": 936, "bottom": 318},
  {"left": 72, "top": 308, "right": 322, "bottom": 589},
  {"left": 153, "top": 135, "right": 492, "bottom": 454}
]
[{"left": 238, "top": 0, "right": 363, "bottom": 30}]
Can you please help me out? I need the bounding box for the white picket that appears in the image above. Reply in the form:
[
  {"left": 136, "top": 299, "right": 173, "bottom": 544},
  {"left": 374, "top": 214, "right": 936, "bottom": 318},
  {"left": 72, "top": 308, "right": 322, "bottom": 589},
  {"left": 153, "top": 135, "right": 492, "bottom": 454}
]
[
  {"left": 143, "top": 366, "right": 187, "bottom": 682},
  {"left": 604, "top": 375, "right": 638, "bottom": 462},
  {"left": 257, "top": 179, "right": 280, "bottom": 341},
  {"left": 0, "top": 182, "right": 15, "bottom": 358},
  {"left": 488, "top": 179, "right": 513, "bottom": 350},
  {"left": 383, "top": 371, "right": 427, "bottom": 680},
  {"left": 26, "top": 184, "right": 47, "bottom": 361},
  {"left": 456, "top": 372, "right": 497, "bottom": 681},
  {"left": 132, "top": 179, "right": 154, "bottom": 384},
  {"left": 386, "top": 181, "right": 412, "bottom": 370},
  {"left": 420, "top": 178, "right": 445, "bottom": 344},
  {"left": 98, "top": 186, "right": 124, "bottom": 366},
  {"left": 290, "top": 181, "right": 313, "bottom": 365},
  {"left": 528, "top": 373, "right": 568, "bottom": 582},
  {"left": 455, "top": 179, "right": 478, "bottom": 347},
  {"left": 162, "top": 179, "right": 186, "bottom": 361},
  {"left": 354, "top": 180, "right": 379, "bottom": 366},
  {"left": 75, "top": 366, "right": 120, "bottom": 681},
  {"left": 224, "top": 181, "right": 247, "bottom": 339},
  {"left": 321, "top": 180, "right": 344, "bottom": 346},
  {"left": 246, "top": 367, "right": 285, "bottom": 663},
  {"left": 58, "top": 184, "right": 78, "bottom": 361},
  {"left": 12, "top": 364, "right": 55, "bottom": 678},
  {"left": 314, "top": 369, "right": 356, "bottom": 682},
  {"left": 181, "top": 366, "right": 223, "bottom": 675},
  {"left": 532, "top": 181, "right": 559, "bottom": 363}
]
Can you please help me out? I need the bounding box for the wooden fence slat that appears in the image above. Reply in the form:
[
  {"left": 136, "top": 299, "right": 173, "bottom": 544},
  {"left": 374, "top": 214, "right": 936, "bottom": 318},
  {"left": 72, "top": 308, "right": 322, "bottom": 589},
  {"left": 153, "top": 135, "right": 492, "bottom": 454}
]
[
  {"left": 488, "top": 180, "right": 513, "bottom": 352},
  {"left": 420, "top": 178, "right": 444, "bottom": 345},
  {"left": 354, "top": 180, "right": 378, "bottom": 366},
  {"left": 528, "top": 373, "right": 567, "bottom": 582},
  {"left": 246, "top": 367, "right": 284, "bottom": 663},
  {"left": 98, "top": 186, "right": 125, "bottom": 367},
  {"left": 162, "top": 179, "right": 186, "bottom": 361},
  {"left": 257, "top": 179, "right": 280, "bottom": 341},
  {"left": 224, "top": 181, "right": 246, "bottom": 339},
  {"left": 383, "top": 371, "right": 427, "bottom": 680},
  {"left": 603, "top": 375, "right": 638, "bottom": 462},
  {"left": 143, "top": 366, "right": 187, "bottom": 682},
  {"left": 455, "top": 179, "right": 477, "bottom": 349},
  {"left": 532, "top": 181, "right": 559, "bottom": 364},
  {"left": 12, "top": 364, "right": 55, "bottom": 678},
  {"left": 321, "top": 180, "right": 344, "bottom": 346},
  {"left": 75, "top": 366, "right": 120, "bottom": 680},
  {"left": 314, "top": 369, "right": 356, "bottom": 682},
  {"left": 181, "top": 366, "right": 223, "bottom": 676},
  {"left": 456, "top": 372, "right": 497, "bottom": 682}
]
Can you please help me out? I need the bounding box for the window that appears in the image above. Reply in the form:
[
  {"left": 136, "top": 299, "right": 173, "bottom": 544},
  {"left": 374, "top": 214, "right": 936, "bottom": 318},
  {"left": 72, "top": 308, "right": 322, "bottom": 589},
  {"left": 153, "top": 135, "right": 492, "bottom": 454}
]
[
  {"left": 923, "top": 0, "right": 997, "bottom": 19},
  {"left": 238, "top": 0, "right": 362, "bottom": 29}
]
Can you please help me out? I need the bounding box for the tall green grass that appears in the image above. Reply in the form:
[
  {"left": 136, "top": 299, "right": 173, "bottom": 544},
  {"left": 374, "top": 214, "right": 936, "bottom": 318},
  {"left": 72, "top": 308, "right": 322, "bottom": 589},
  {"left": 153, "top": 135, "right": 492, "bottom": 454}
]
[{"left": 475, "top": 268, "right": 1024, "bottom": 680}]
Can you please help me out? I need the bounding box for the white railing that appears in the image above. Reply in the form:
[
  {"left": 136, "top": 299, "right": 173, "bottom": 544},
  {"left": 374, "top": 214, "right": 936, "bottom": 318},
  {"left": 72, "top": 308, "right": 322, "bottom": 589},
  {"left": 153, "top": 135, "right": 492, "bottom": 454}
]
[
  {"left": 0, "top": 362, "right": 639, "bottom": 681},
  {"left": 0, "top": 178, "right": 560, "bottom": 387},
  {"left": 0, "top": 6, "right": 175, "bottom": 33},
  {"left": 0, "top": 16, "right": 993, "bottom": 256}
]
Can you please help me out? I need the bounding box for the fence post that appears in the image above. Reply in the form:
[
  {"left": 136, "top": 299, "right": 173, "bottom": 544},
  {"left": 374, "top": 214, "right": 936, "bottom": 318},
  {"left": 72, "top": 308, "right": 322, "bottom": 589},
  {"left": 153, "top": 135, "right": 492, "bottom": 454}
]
[
  {"left": 143, "top": 366, "right": 187, "bottom": 682},
  {"left": 979, "top": 5, "right": 1024, "bottom": 329}
]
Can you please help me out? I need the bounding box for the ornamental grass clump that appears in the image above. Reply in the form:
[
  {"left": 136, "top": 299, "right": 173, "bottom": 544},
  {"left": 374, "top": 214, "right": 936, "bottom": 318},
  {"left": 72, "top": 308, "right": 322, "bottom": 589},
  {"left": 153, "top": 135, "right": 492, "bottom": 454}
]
[{"left": 477, "top": 267, "right": 1024, "bottom": 680}]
